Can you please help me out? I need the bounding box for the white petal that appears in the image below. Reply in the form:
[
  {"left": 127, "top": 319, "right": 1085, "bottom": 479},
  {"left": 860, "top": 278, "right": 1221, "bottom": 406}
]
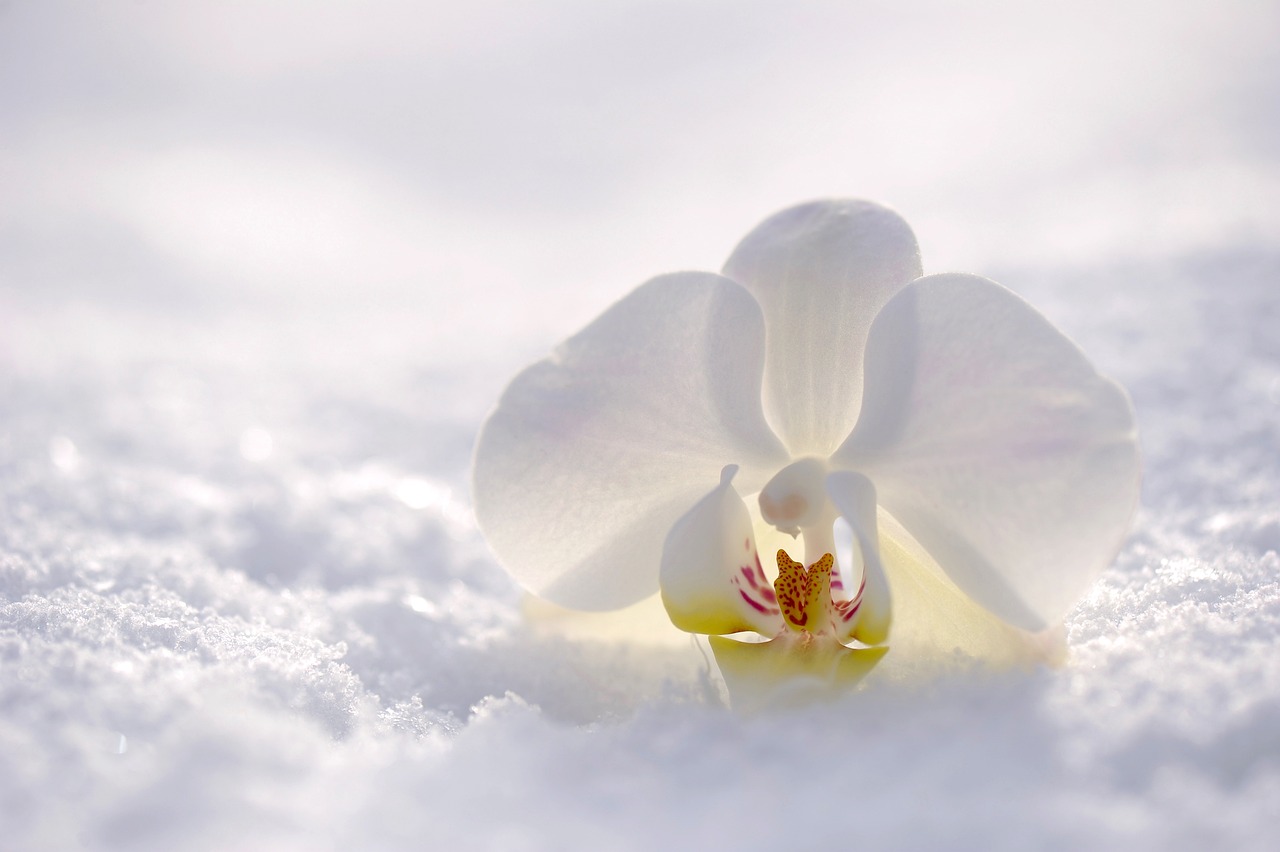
[
  {"left": 825, "top": 471, "right": 891, "bottom": 645},
  {"left": 660, "top": 466, "right": 784, "bottom": 636},
  {"left": 473, "top": 272, "right": 788, "bottom": 611},
  {"left": 722, "top": 200, "right": 922, "bottom": 457},
  {"left": 834, "top": 273, "right": 1140, "bottom": 632}
]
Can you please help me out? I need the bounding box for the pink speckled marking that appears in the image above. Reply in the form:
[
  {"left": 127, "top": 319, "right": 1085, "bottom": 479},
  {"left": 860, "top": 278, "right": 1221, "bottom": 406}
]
[
  {"left": 834, "top": 576, "right": 867, "bottom": 623},
  {"left": 751, "top": 553, "right": 775, "bottom": 601},
  {"left": 732, "top": 567, "right": 780, "bottom": 619}
]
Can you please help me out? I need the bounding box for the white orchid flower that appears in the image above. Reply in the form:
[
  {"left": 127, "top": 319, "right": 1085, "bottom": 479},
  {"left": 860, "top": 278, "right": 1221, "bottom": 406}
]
[{"left": 473, "top": 200, "right": 1140, "bottom": 704}]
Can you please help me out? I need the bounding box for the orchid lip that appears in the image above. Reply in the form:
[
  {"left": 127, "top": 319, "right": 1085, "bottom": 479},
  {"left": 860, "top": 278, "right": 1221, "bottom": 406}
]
[{"left": 773, "top": 549, "right": 865, "bottom": 636}]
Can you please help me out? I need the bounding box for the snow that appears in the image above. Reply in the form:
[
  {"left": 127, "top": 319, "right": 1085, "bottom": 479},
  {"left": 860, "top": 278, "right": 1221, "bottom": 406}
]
[{"left": 2, "top": 1, "right": 1278, "bottom": 849}]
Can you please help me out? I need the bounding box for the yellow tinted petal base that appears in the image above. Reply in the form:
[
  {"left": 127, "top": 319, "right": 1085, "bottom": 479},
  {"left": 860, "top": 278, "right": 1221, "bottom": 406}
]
[
  {"left": 708, "top": 633, "right": 887, "bottom": 713},
  {"left": 869, "top": 510, "right": 1067, "bottom": 681}
]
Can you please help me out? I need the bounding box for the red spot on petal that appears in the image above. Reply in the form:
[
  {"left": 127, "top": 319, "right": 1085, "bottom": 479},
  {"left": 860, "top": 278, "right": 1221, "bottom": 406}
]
[
  {"left": 739, "top": 589, "right": 770, "bottom": 614},
  {"left": 835, "top": 599, "right": 861, "bottom": 620},
  {"left": 741, "top": 565, "right": 763, "bottom": 589}
]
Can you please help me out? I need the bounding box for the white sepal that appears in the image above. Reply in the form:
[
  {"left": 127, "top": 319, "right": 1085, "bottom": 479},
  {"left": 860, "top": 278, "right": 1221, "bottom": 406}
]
[{"left": 723, "top": 199, "right": 922, "bottom": 458}]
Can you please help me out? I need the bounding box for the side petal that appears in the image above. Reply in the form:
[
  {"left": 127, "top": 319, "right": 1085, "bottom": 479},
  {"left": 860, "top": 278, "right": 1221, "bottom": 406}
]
[
  {"left": 660, "top": 466, "right": 784, "bottom": 636},
  {"left": 825, "top": 471, "right": 892, "bottom": 645},
  {"left": 722, "top": 199, "right": 923, "bottom": 457},
  {"left": 473, "top": 272, "right": 788, "bottom": 611},
  {"left": 834, "top": 273, "right": 1140, "bottom": 632}
]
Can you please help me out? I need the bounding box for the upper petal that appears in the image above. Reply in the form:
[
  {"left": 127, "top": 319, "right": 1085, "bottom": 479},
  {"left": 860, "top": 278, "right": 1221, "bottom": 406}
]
[
  {"left": 722, "top": 199, "right": 923, "bottom": 457},
  {"left": 833, "top": 273, "right": 1140, "bottom": 632},
  {"left": 473, "top": 272, "right": 788, "bottom": 611}
]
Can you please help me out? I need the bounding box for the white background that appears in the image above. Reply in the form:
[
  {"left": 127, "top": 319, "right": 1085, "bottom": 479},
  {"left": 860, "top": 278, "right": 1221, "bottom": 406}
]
[{"left": 2, "top": 1, "right": 1278, "bottom": 849}]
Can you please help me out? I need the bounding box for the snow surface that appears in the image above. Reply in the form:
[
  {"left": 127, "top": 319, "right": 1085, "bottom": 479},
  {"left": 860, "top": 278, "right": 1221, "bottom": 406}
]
[{"left": 2, "top": 2, "right": 1279, "bottom": 849}]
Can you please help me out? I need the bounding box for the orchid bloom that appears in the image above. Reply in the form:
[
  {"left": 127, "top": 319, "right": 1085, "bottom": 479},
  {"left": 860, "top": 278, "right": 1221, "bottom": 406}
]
[{"left": 473, "top": 200, "right": 1140, "bottom": 704}]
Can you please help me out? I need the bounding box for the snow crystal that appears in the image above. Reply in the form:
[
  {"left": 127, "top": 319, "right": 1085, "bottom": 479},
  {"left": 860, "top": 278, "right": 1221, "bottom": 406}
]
[{"left": 2, "top": 1, "right": 1279, "bottom": 849}]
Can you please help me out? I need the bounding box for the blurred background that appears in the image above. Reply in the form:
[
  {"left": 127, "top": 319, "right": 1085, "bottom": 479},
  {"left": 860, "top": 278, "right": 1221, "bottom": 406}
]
[
  {"left": 3, "top": 0, "right": 1276, "bottom": 367},
  {"left": 3, "top": 4, "right": 1279, "bottom": 848}
]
